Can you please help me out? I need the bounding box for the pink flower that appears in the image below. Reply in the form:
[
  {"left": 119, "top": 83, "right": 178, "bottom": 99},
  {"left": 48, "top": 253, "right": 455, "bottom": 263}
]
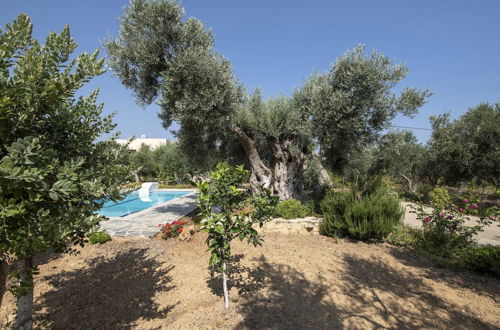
[
  {"left": 473, "top": 204, "right": 478, "bottom": 209},
  {"left": 463, "top": 198, "right": 469, "bottom": 203},
  {"left": 468, "top": 205, "right": 474, "bottom": 209},
  {"left": 489, "top": 216, "right": 496, "bottom": 221},
  {"left": 439, "top": 213, "right": 445, "bottom": 217},
  {"left": 458, "top": 208, "right": 464, "bottom": 213},
  {"left": 424, "top": 217, "right": 431, "bottom": 222}
]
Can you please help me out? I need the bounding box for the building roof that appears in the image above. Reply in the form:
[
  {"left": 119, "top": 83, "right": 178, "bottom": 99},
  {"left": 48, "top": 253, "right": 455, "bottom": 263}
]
[{"left": 116, "top": 138, "right": 170, "bottom": 151}]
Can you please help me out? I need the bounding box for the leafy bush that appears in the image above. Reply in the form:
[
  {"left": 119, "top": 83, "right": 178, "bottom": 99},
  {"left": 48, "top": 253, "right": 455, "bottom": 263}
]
[
  {"left": 304, "top": 190, "right": 326, "bottom": 216},
  {"left": 416, "top": 183, "right": 433, "bottom": 204},
  {"left": 88, "top": 231, "right": 112, "bottom": 245},
  {"left": 412, "top": 196, "right": 492, "bottom": 271},
  {"left": 275, "top": 199, "right": 309, "bottom": 219},
  {"left": 429, "top": 186, "right": 452, "bottom": 211},
  {"left": 320, "top": 178, "right": 403, "bottom": 241},
  {"left": 386, "top": 224, "right": 419, "bottom": 247},
  {"left": 456, "top": 245, "right": 500, "bottom": 275}
]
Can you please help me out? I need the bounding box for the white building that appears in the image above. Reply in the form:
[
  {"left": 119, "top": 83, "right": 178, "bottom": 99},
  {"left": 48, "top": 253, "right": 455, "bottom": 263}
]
[{"left": 116, "top": 135, "right": 171, "bottom": 151}]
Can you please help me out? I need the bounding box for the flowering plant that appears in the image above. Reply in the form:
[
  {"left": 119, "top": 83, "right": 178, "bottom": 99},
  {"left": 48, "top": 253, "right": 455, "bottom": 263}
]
[
  {"left": 456, "top": 181, "right": 500, "bottom": 219},
  {"left": 159, "top": 220, "right": 186, "bottom": 239},
  {"left": 412, "top": 190, "right": 492, "bottom": 263}
]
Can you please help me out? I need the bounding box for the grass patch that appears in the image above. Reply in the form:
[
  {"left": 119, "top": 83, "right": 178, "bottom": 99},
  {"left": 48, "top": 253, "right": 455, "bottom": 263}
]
[{"left": 88, "top": 231, "right": 112, "bottom": 245}]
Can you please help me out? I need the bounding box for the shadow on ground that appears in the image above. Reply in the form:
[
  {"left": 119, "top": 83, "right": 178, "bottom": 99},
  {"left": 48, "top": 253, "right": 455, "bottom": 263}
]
[
  {"left": 387, "top": 245, "right": 500, "bottom": 302},
  {"left": 338, "top": 254, "right": 496, "bottom": 329},
  {"left": 35, "top": 248, "right": 176, "bottom": 329},
  {"left": 206, "top": 254, "right": 266, "bottom": 297},
  {"left": 223, "top": 254, "right": 497, "bottom": 329}
]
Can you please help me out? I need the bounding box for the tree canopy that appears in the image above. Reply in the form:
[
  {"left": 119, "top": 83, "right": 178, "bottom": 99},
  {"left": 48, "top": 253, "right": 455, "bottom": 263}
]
[
  {"left": 0, "top": 14, "right": 129, "bottom": 328},
  {"left": 427, "top": 103, "right": 500, "bottom": 185},
  {"left": 107, "top": 0, "right": 430, "bottom": 200},
  {"left": 370, "top": 130, "right": 428, "bottom": 191}
]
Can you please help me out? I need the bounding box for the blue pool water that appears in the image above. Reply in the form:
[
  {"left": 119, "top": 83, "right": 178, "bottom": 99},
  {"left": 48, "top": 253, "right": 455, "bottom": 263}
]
[{"left": 98, "top": 190, "right": 190, "bottom": 217}]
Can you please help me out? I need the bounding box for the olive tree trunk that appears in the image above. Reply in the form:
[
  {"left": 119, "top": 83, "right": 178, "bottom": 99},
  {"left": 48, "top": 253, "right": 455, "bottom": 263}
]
[
  {"left": 14, "top": 256, "right": 33, "bottom": 330},
  {"left": 229, "top": 126, "right": 331, "bottom": 201},
  {"left": 229, "top": 126, "right": 328, "bottom": 200},
  {"left": 400, "top": 173, "right": 418, "bottom": 193},
  {"left": 229, "top": 126, "right": 272, "bottom": 189},
  {"left": 268, "top": 137, "right": 308, "bottom": 201}
]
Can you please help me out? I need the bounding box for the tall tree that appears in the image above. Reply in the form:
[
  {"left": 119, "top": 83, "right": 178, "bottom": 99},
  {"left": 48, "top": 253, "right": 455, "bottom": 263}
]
[
  {"left": 371, "top": 130, "right": 429, "bottom": 191},
  {"left": 298, "top": 46, "right": 431, "bottom": 172},
  {"left": 0, "top": 15, "right": 128, "bottom": 328},
  {"left": 427, "top": 103, "right": 500, "bottom": 185},
  {"left": 106, "top": 0, "right": 430, "bottom": 200}
]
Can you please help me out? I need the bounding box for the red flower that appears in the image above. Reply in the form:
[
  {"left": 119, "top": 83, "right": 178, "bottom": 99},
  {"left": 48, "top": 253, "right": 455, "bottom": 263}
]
[
  {"left": 458, "top": 208, "right": 464, "bottom": 213},
  {"left": 165, "top": 223, "right": 171, "bottom": 228},
  {"left": 424, "top": 217, "right": 431, "bottom": 222},
  {"left": 178, "top": 227, "right": 183, "bottom": 233}
]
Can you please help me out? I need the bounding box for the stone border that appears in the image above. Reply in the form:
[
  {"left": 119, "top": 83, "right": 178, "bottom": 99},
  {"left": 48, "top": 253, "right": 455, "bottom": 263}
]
[{"left": 256, "top": 217, "right": 322, "bottom": 235}]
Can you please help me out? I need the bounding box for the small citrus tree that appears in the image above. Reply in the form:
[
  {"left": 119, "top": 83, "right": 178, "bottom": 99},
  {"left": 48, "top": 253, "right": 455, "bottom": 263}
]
[
  {"left": 0, "top": 15, "right": 129, "bottom": 328},
  {"left": 196, "top": 163, "right": 276, "bottom": 309}
]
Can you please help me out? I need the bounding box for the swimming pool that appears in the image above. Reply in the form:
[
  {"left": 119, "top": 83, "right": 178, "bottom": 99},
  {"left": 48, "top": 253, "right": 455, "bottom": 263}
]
[{"left": 98, "top": 190, "right": 191, "bottom": 217}]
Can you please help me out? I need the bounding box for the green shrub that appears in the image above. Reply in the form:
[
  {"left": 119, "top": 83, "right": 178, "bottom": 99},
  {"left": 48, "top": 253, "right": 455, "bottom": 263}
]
[
  {"left": 416, "top": 183, "right": 433, "bottom": 204},
  {"left": 320, "top": 179, "right": 403, "bottom": 241},
  {"left": 456, "top": 245, "right": 500, "bottom": 276},
  {"left": 412, "top": 195, "right": 494, "bottom": 275},
  {"left": 88, "top": 231, "right": 112, "bottom": 245},
  {"left": 386, "top": 224, "right": 419, "bottom": 247},
  {"left": 304, "top": 189, "right": 327, "bottom": 216},
  {"left": 274, "top": 199, "right": 309, "bottom": 219},
  {"left": 429, "top": 186, "right": 452, "bottom": 211}
]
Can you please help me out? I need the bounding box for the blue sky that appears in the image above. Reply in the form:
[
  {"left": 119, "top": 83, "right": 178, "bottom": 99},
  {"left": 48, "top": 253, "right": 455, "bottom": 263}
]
[{"left": 1, "top": 0, "right": 499, "bottom": 142}]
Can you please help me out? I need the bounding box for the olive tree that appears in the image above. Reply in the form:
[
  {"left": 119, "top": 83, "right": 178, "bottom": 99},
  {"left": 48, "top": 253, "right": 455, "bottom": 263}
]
[
  {"left": 0, "top": 15, "right": 128, "bottom": 328},
  {"left": 371, "top": 130, "right": 429, "bottom": 191},
  {"left": 299, "top": 46, "right": 431, "bottom": 172},
  {"left": 107, "top": 0, "right": 430, "bottom": 200},
  {"left": 427, "top": 103, "right": 500, "bottom": 185}
]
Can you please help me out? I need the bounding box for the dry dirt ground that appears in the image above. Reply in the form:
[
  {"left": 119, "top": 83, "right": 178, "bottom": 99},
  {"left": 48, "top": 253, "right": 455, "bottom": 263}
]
[{"left": 1, "top": 233, "right": 499, "bottom": 329}]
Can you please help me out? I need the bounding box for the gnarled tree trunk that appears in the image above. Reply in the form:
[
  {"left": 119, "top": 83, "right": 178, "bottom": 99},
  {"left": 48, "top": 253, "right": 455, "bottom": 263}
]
[
  {"left": 229, "top": 126, "right": 330, "bottom": 201},
  {"left": 268, "top": 137, "right": 308, "bottom": 201},
  {"left": 229, "top": 126, "right": 272, "bottom": 189},
  {"left": 401, "top": 173, "right": 418, "bottom": 193}
]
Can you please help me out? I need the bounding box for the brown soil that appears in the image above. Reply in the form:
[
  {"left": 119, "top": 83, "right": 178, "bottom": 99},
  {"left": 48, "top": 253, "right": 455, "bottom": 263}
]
[{"left": 1, "top": 233, "right": 499, "bottom": 329}]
